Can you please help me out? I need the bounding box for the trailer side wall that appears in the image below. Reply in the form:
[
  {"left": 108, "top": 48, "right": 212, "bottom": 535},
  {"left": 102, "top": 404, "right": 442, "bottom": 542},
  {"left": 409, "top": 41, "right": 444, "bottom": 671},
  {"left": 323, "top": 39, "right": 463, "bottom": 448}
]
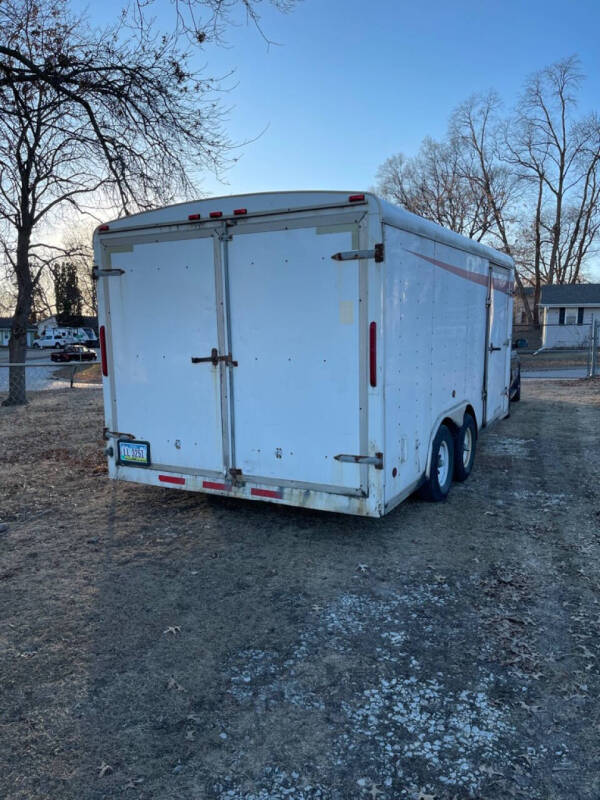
[{"left": 382, "top": 224, "right": 510, "bottom": 510}]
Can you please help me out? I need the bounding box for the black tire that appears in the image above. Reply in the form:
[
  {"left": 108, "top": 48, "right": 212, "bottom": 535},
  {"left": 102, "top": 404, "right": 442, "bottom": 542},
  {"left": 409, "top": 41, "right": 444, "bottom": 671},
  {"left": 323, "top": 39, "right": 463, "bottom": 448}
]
[
  {"left": 418, "top": 424, "right": 455, "bottom": 502},
  {"left": 512, "top": 372, "right": 521, "bottom": 402},
  {"left": 454, "top": 413, "right": 477, "bottom": 482}
]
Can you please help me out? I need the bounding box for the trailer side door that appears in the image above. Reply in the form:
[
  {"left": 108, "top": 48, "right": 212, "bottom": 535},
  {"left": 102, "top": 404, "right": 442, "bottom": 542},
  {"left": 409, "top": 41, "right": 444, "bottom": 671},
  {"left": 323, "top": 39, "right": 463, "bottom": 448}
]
[{"left": 485, "top": 264, "right": 512, "bottom": 422}]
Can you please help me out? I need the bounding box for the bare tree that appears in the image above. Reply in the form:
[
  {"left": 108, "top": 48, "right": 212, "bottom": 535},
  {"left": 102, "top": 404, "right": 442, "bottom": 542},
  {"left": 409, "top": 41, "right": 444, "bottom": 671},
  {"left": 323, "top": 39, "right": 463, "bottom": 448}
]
[
  {"left": 375, "top": 137, "right": 496, "bottom": 241},
  {"left": 449, "top": 93, "right": 532, "bottom": 320},
  {"left": 505, "top": 57, "right": 600, "bottom": 315},
  {"left": 0, "top": 0, "right": 294, "bottom": 405},
  {"left": 377, "top": 60, "right": 600, "bottom": 328}
]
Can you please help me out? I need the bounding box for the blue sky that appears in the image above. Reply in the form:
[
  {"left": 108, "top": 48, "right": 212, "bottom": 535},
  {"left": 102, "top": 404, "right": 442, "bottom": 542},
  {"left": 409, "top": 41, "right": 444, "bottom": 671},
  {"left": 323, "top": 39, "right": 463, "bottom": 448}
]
[
  {"left": 189, "top": 0, "right": 600, "bottom": 197},
  {"left": 85, "top": 0, "right": 600, "bottom": 198},
  {"left": 78, "top": 0, "right": 600, "bottom": 278}
]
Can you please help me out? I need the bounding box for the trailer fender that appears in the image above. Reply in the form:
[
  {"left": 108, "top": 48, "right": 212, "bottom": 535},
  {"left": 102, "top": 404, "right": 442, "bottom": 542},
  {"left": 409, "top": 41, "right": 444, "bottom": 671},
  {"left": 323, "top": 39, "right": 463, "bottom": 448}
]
[{"left": 424, "top": 402, "right": 478, "bottom": 478}]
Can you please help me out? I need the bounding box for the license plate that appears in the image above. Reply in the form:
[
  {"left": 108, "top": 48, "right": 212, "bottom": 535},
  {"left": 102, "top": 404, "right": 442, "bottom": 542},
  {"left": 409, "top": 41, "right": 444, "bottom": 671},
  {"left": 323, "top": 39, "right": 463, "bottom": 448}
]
[{"left": 117, "top": 440, "right": 151, "bottom": 467}]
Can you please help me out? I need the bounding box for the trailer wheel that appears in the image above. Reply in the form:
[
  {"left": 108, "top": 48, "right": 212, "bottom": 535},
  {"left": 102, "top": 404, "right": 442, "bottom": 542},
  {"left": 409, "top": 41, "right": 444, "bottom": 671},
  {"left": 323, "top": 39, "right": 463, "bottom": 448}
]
[
  {"left": 454, "top": 413, "right": 477, "bottom": 482},
  {"left": 419, "top": 424, "right": 454, "bottom": 502},
  {"left": 512, "top": 372, "right": 521, "bottom": 402}
]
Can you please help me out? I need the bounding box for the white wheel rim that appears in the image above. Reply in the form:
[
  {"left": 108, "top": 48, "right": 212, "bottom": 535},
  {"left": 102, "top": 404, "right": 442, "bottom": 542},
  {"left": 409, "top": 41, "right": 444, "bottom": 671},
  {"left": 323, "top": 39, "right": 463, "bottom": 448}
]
[
  {"left": 462, "top": 428, "right": 473, "bottom": 468},
  {"left": 437, "top": 440, "right": 450, "bottom": 487}
]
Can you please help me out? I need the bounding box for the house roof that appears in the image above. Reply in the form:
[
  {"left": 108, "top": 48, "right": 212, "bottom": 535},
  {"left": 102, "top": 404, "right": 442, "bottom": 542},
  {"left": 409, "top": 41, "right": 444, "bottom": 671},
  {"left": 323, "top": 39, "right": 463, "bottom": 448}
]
[
  {"left": 0, "top": 317, "right": 37, "bottom": 330},
  {"left": 540, "top": 283, "right": 600, "bottom": 306},
  {"left": 55, "top": 314, "right": 98, "bottom": 329}
]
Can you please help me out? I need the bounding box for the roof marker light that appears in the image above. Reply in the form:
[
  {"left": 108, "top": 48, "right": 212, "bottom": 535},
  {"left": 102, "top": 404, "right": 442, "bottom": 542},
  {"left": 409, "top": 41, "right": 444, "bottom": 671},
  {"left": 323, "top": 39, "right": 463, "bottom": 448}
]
[
  {"left": 209, "top": 211, "right": 223, "bottom": 218},
  {"left": 234, "top": 208, "right": 247, "bottom": 216},
  {"left": 348, "top": 194, "right": 366, "bottom": 203},
  {"left": 98, "top": 224, "right": 110, "bottom": 231},
  {"left": 188, "top": 213, "right": 201, "bottom": 220}
]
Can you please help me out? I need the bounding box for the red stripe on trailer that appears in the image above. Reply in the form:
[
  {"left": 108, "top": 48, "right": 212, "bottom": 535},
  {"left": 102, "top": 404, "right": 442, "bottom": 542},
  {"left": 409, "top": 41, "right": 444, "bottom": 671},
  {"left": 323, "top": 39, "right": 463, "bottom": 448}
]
[
  {"left": 203, "top": 481, "right": 232, "bottom": 491},
  {"left": 251, "top": 488, "right": 282, "bottom": 499},
  {"left": 159, "top": 474, "right": 185, "bottom": 485},
  {"left": 407, "top": 250, "right": 513, "bottom": 295}
]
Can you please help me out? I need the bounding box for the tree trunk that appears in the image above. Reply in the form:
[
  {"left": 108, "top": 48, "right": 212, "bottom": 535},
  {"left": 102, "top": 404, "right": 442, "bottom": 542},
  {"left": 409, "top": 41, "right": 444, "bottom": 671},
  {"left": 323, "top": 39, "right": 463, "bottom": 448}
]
[
  {"left": 2, "top": 228, "right": 33, "bottom": 406},
  {"left": 532, "top": 176, "right": 544, "bottom": 327}
]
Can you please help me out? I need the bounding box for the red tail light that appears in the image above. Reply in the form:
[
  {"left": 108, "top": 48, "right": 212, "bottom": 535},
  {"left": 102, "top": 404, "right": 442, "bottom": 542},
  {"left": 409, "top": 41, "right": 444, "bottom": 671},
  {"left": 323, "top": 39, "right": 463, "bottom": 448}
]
[
  {"left": 349, "top": 194, "right": 365, "bottom": 203},
  {"left": 369, "top": 321, "right": 377, "bottom": 387},
  {"left": 234, "top": 208, "right": 247, "bottom": 215},
  {"left": 99, "top": 325, "right": 108, "bottom": 377},
  {"left": 209, "top": 211, "right": 223, "bottom": 218},
  {"left": 188, "top": 213, "right": 201, "bottom": 220},
  {"left": 98, "top": 224, "right": 110, "bottom": 232}
]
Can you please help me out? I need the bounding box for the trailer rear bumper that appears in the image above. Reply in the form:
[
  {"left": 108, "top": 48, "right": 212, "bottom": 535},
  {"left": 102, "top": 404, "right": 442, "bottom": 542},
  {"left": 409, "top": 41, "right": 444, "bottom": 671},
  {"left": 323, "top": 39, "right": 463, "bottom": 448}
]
[{"left": 112, "top": 465, "right": 384, "bottom": 517}]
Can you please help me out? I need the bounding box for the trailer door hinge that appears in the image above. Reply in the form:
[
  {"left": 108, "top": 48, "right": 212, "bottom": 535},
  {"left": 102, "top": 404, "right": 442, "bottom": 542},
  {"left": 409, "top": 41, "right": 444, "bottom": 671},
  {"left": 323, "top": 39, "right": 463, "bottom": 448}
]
[
  {"left": 92, "top": 266, "right": 125, "bottom": 280},
  {"left": 331, "top": 244, "right": 384, "bottom": 263},
  {"left": 191, "top": 348, "right": 238, "bottom": 367},
  {"left": 335, "top": 452, "right": 383, "bottom": 469},
  {"left": 228, "top": 467, "right": 244, "bottom": 485},
  {"left": 103, "top": 427, "right": 135, "bottom": 441}
]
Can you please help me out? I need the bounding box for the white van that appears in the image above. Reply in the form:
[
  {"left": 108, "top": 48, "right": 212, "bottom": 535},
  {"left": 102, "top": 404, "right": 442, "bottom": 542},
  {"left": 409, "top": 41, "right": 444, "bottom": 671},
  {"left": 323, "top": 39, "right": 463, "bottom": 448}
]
[{"left": 95, "top": 191, "right": 514, "bottom": 517}]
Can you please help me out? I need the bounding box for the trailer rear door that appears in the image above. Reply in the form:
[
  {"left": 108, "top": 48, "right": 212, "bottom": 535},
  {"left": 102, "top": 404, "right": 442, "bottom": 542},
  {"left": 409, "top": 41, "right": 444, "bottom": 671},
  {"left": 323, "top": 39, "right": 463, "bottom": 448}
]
[
  {"left": 103, "top": 233, "right": 225, "bottom": 474},
  {"left": 225, "top": 221, "right": 366, "bottom": 494}
]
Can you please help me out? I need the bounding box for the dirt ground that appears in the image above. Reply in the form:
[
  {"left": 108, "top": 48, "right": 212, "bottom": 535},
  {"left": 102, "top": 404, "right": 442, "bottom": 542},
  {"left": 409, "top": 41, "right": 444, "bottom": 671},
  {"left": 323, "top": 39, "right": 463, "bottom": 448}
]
[{"left": 1, "top": 380, "right": 600, "bottom": 800}]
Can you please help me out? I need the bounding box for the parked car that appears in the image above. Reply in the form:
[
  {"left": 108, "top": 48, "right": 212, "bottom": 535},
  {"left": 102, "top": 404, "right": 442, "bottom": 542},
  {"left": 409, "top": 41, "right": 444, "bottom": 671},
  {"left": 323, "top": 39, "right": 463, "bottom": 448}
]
[{"left": 51, "top": 345, "right": 98, "bottom": 362}]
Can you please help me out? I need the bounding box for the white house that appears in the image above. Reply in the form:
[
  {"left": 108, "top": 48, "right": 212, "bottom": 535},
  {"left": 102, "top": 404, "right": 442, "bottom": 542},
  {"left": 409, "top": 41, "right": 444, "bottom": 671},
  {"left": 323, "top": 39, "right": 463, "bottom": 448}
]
[
  {"left": 540, "top": 284, "right": 600, "bottom": 348},
  {"left": 0, "top": 318, "right": 37, "bottom": 347}
]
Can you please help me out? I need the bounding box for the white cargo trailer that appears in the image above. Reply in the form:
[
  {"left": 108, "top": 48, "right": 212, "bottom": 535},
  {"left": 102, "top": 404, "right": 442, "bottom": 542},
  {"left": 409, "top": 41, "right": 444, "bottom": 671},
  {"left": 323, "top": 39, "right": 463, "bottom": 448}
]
[{"left": 94, "top": 191, "right": 514, "bottom": 517}]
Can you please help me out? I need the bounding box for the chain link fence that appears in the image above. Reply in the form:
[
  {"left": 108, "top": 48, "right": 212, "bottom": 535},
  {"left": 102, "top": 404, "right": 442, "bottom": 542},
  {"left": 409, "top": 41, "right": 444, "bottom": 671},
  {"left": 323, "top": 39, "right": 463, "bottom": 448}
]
[
  {"left": 0, "top": 354, "right": 101, "bottom": 404},
  {"left": 514, "top": 321, "right": 600, "bottom": 378}
]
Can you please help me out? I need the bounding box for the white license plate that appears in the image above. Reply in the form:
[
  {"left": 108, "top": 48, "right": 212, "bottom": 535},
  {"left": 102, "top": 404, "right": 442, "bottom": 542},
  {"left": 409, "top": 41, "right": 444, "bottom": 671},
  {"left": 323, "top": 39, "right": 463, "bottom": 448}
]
[{"left": 118, "top": 440, "right": 150, "bottom": 466}]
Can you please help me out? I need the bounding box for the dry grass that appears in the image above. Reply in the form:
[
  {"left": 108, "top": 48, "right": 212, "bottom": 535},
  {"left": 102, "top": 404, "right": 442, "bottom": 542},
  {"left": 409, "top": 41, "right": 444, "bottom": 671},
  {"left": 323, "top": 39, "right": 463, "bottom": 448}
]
[{"left": 1, "top": 381, "right": 600, "bottom": 800}]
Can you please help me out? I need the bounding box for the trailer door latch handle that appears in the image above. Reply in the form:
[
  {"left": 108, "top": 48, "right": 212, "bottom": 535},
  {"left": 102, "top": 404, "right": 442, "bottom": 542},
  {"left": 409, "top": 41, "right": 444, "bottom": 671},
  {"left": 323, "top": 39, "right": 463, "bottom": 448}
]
[
  {"left": 191, "top": 348, "right": 238, "bottom": 366},
  {"left": 331, "top": 244, "right": 384, "bottom": 263},
  {"left": 335, "top": 452, "right": 383, "bottom": 469},
  {"left": 92, "top": 266, "right": 125, "bottom": 280}
]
